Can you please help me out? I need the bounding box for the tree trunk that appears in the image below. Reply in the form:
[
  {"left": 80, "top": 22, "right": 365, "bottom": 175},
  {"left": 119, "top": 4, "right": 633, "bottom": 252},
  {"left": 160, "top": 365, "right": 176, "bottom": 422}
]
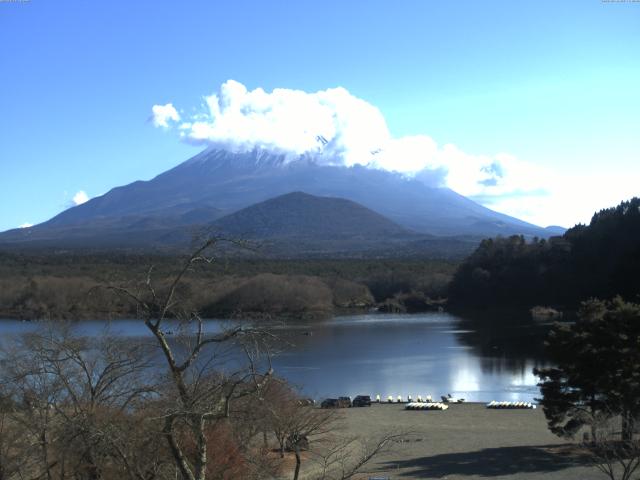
[
  {"left": 194, "top": 417, "right": 208, "bottom": 480},
  {"left": 589, "top": 402, "right": 598, "bottom": 444},
  {"left": 292, "top": 449, "right": 301, "bottom": 480},
  {"left": 163, "top": 418, "right": 195, "bottom": 480},
  {"left": 84, "top": 449, "right": 101, "bottom": 480},
  {"left": 41, "top": 427, "right": 53, "bottom": 480},
  {"left": 621, "top": 409, "right": 633, "bottom": 442}
]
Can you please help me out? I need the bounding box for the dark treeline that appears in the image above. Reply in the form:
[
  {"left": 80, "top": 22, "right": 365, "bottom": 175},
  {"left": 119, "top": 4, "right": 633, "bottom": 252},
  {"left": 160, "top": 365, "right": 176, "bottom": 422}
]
[
  {"left": 5, "top": 198, "right": 640, "bottom": 319},
  {"left": 449, "top": 198, "right": 640, "bottom": 309},
  {"left": 0, "top": 254, "right": 455, "bottom": 320}
]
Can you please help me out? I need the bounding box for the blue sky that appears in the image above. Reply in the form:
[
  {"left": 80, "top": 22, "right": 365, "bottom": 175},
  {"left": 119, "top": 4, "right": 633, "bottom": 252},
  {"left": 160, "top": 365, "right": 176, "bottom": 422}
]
[{"left": 1, "top": 0, "right": 639, "bottom": 231}]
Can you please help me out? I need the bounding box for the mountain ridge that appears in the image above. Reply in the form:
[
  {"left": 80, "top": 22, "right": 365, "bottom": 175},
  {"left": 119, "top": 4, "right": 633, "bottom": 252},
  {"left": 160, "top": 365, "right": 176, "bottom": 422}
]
[{"left": 0, "top": 148, "right": 563, "bottom": 256}]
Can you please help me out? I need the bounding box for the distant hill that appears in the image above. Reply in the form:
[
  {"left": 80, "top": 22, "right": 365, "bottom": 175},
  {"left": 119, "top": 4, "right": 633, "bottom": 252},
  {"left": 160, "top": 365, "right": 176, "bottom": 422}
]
[
  {"left": 202, "top": 192, "right": 484, "bottom": 258},
  {"left": 212, "top": 192, "right": 408, "bottom": 239},
  {"left": 544, "top": 225, "right": 567, "bottom": 236},
  {"left": 449, "top": 197, "right": 640, "bottom": 309},
  {"left": 0, "top": 147, "right": 554, "bottom": 255}
]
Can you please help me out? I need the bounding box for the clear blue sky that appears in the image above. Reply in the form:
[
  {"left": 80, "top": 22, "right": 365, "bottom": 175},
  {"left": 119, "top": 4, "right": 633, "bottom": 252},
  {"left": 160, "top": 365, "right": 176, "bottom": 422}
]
[{"left": 1, "top": 0, "right": 638, "bottom": 231}]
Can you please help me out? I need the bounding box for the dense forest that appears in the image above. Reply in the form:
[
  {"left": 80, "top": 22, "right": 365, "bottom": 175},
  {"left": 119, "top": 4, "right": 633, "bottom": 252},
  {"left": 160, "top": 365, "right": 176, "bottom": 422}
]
[
  {"left": 449, "top": 198, "right": 640, "bottom": 309},
  {"left": 4, "top": 198, "right": 639, "bottom": 320},
  {"left": 0, "top": 254, "right": 455, "bottom": 320}
]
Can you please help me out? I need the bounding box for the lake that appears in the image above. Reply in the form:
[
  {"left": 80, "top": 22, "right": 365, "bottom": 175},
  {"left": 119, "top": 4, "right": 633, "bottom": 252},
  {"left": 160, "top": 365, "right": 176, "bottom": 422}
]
[{"left": 0, "top": 312, "right": 549, "bottom": 402}]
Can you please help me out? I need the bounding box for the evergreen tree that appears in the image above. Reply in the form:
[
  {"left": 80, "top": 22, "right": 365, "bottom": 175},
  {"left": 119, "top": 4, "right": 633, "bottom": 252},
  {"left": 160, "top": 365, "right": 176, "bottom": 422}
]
[
  {"left": 535, "top": 298, "right": 640, "bottom": 441},
  {"left": 449, "top": 197, "right": 640, "bottom": 309}
]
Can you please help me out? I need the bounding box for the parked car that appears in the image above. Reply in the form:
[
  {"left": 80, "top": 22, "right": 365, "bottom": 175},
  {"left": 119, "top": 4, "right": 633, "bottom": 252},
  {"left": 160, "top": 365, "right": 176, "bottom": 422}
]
[
  {"left": 337, "top": 396, "right": 352, "bottom": 408},
  {"left": 297, "top": 397, "right": 316, "bottom": 406},
  {"left": 352, "top": 395, "right": 372, "bottom": 407},
  {"left": 321, "top": 398, "right": 339, "bottom": 408}
]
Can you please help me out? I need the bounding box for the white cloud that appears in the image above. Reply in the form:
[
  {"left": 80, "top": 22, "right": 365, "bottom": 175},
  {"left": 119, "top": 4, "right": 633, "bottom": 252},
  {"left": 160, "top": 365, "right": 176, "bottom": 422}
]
[
  {"left": 19, "top": 222, "right": 33, "bottom": 229},
  {"left": 152, "top": 80, "right": 632, "bottom": 228},
  {"left": 174, "top": 81, "right": 389, "bottom": 164},
  {"left": 72, "top": 190, "right": 89, "bottom": 206},
  {"left": 151, "top": 103, "right": 181, "bottom": 128},
  {"left": 155, "top": 80, "right": 547, "bottom": 190},
  {"left": 507, "top": 173, "right": 639, "bottom": 228}
]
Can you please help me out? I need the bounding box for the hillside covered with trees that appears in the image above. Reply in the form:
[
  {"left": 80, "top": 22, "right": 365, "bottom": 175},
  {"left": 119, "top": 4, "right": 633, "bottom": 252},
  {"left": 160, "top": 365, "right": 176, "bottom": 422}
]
[
  {"left": 0, "top": 254, "right": 454, "bottom": 320},
  {"left": 449, "top": 198, "right": 640, "bottom": 310}
]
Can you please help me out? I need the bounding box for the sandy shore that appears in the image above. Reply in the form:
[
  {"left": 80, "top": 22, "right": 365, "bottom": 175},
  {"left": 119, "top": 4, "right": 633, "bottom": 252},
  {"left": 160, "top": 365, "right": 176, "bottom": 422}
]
[{"left": 298, "top": 403, "right": 603, "bottom": 480}]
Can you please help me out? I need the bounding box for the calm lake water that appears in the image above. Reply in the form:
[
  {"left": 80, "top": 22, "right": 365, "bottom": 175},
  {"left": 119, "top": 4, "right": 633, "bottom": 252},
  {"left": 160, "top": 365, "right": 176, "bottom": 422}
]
[{"left": 0, "top": 312, "right": 549, "bottom": 402}]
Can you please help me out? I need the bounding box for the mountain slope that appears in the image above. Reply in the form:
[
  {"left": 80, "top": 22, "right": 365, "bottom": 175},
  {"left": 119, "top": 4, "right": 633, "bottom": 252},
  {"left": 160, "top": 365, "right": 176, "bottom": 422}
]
[
  {"left": 28, "top": 148, "right": 547, "bottom": 236},
  {"left": 198, "top": 192, "right": 437, "bottom": 257},
  {"left": 211, "top": 191, "right": 409, "bottom": 239},
  {"left": 0, "top": 192, "right": 481, "bottom": 258},
  {"left": 0, "top": 148, "right": 553, "bottom": 254}
]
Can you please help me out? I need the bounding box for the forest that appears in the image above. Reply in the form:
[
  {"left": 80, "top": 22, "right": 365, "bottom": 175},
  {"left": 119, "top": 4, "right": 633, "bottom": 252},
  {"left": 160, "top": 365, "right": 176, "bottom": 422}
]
[
  {"left": 448, "top": 198, "right": 640, "bottom": 310},
  {"left": 2, "top": 198, "right": 639, "bottom": 320},
  {"left": 0, "top": 253, "right": 454, "bottom": 320}
]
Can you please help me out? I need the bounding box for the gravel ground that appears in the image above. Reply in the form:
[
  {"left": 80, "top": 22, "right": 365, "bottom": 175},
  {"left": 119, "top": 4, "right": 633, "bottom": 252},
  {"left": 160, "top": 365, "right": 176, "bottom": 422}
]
[{"left": 300, "top": 403, "right": 605, "bottom": 480}]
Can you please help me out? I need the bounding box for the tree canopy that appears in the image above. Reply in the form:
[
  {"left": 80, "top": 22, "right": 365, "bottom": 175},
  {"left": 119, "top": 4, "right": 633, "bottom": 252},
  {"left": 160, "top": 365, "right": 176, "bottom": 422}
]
[
  {"left": 535, "top": 297, "right": 640, "bottom": 441},
  {"left": 449, "top": 198, "right": 640, "bottom": 309}
]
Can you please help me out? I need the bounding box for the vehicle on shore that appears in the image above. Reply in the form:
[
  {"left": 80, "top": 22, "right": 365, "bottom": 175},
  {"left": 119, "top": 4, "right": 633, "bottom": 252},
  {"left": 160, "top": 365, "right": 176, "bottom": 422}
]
[
  {"left": 321, "top": 396, "right": 352, "bottom": 408},
  {"left": 321, "top": 398, "right": 339, "bottom": 408},
  {"left": 353, "top": 395, "right": 372, "bottom": 407}
]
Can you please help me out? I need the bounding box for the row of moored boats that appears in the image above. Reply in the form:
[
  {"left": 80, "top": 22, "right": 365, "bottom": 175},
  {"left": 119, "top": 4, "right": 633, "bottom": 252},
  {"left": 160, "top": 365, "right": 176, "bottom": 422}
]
[
  {"left": 404, "top": 400, "right": 537, "bottom": 411},
  {"left": 486, "top": 401, "right": 536, "bottom": 409}
]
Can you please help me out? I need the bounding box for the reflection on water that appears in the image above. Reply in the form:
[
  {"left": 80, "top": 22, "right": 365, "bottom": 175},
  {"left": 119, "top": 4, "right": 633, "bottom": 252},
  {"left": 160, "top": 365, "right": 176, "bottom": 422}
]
[
  {"left": 0, "top": 311, "right": 550, "bottom": 402},
  {"left": 453, "top": 310, "right": 549, "bottom": 378},
  {"left": 269, "top": 312, "right": 549, "bottom": 402}
]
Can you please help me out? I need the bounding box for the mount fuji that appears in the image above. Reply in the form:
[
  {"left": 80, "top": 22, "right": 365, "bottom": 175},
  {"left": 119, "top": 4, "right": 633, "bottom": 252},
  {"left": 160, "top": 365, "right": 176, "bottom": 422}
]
[{"left": 0, "top": 148, "right": 558, "bottom": 256}]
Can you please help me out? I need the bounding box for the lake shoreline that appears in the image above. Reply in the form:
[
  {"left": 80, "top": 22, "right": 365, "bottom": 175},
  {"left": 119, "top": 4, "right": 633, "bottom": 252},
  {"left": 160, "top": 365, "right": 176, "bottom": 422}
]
[
  {"left": 0, "top": 303, "right": 542, "bottom": 324},
  {"left": 0, "top": 313, "right": 548, "bottom": 403}
]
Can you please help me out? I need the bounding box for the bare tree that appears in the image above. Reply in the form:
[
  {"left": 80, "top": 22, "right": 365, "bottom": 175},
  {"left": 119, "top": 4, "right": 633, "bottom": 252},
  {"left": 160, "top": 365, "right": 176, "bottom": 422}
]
[
  {"left": 256, "top": 380, "right": 308, "bottom": 459},
  {"left": 0, "top": 332, "right": 65, "bottom": 480},
  {"left": 103, "top": 238, "right": 275, "bottom": 480},
  {"left": 0, "top": 238, "right": 395, "bottom": 480},
  {"left": 277, "top": 403, "right": 337, "bottom": 480},
  {"left": 0, "top": 407, "right": 29, "bottom": 480},
  {"left": 308, "top": 431, "right": 410, "bottom": 480},
  {"left": 582, "top": 411, "right": 640, "bottom": 480},
  {"left": 257, "top": 381, "right": 409, "bottom": 480},
  {"left": 0, "top": 324, "right": 162, "bottom": 480}
]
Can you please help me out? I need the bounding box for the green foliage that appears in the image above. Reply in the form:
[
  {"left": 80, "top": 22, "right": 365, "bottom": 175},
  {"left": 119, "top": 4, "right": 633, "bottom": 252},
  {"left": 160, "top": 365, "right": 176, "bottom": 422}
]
[
  {"left": 449, "top": 198, "right": 640, "bottom": 308},
  {"left": 535, "top": 297, "right": 640, "bottom": 440}
]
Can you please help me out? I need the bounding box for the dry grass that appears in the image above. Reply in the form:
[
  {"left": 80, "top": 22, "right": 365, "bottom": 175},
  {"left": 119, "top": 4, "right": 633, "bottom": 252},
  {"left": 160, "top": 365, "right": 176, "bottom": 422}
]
[{"left": 295, "top": 403, "right": 603, "bottom": 480}]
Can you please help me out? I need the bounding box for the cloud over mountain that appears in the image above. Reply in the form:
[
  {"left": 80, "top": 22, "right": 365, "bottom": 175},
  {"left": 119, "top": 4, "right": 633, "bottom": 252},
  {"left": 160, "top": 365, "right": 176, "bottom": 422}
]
[
  {"left": 72, "top": 190, "right": 89, "bottom": 206},
  {"left": 152, "top": 80, "right": 547, "bottom": 206}
]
